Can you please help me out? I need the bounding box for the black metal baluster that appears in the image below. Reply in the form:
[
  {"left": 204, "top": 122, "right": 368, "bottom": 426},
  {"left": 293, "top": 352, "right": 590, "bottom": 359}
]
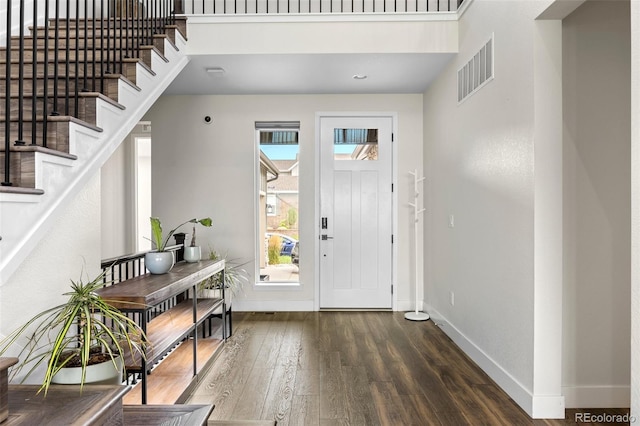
[
  {"left": 82, "top": 0, "right": 88, "bottom": 92},
  {"left": 2, "top": 0, "right": 13, "bottom": 186},
  {"left": 106, "top": 0, "right": 112, "bottom": 74},
  {"left": 51, "top": 0, "right": 61, "bottom": 116},
  {"left": 42, "top": 0, "right": 50, "bottom": 146},
  {"left": 91, "top": 0, "right": 96, "bottom": 92},
  {"left": 74, "top": 0, "right": 80, "bottom": 115},
  {"left": 65, "top": 0, "right": 72, "bottom": 115},
  {"left": 99, "top": 0, "right": 105, "bottom": 93},
  {"left": 137, "top": 0, "right": 143, "bottom": 58},
  {"left": 145, "top": 0, "right": 150, "bottom": 46},
  {"left": 119, "top": 0, "right": 124, "bottom": 74},
  {"left": 31, "top": 0, "right": 38, "bottom": 146},
  {"left": 125, "top": 0, "right": 130, "bottom": 61},
  {"left": 15, "top": 0, "right": 26, "bottom": 146}
]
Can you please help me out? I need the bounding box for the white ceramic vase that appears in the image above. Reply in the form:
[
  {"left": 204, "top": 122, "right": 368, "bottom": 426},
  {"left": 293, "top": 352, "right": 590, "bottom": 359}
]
[
  {"left": 145, "top": 251, "right": 175, "bottom": 274},
  {"left": 183, "top": 246, "right": 201, "bottom": 263},
  {"left": 51, "top": 356, "right": 123, "bottom": 385}
]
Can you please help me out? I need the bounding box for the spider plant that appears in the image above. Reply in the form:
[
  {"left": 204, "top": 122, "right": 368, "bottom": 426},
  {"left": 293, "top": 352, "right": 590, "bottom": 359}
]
[{"left": 0, "top": 268, "right": 147, "bottom": 395}]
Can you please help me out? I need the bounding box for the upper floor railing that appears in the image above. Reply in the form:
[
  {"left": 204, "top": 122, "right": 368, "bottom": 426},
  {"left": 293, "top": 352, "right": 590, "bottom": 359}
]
[{"left": 174, "top": 0, "right": 463, "bottom": 14}]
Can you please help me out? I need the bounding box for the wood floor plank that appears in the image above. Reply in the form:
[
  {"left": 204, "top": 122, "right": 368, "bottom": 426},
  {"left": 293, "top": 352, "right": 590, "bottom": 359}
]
[
  {"left": 289, "top": 395, "right": 320, "bottom": 426},
  {"left": 184, "top": 312, "right": 629, "bottom": 426},
  {"left": 400, "top": 393, "right": 443, "bottom": 426},
  {"left": 342, "top": 365, "right": 381, "bottom": 426},
  {"left": 231, "top": 367, "right": 272, "bottom": 420},
  {"left": 370, "top": 381, "right": 413, "bottom": 426},
  {"left": 293, "top": 367, "right": 320, "bottom": 396},
  {"left": 318, "top": 351, "right": 348, "bottom": 421},
  {"left": 260, "top": 357, "right": 298, "bottom": 425}
]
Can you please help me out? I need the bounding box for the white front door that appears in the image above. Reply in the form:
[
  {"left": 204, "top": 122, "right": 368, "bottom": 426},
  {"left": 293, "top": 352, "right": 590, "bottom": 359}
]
[{"left": 319, "top": 115, "right": 393, "bottom": 309}]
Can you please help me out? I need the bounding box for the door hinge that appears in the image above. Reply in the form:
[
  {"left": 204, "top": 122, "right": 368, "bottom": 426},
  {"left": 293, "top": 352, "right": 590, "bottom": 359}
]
[
  {"left": 391, "top": 285, "right": 394, "bottom": 295},
  {"left": 391, "top": 235, "right": 394, "bottom": 244},
  {"left": 391, "top": 183, "right": 394, "bottom": 192},
  {"left": 392, "top": 133, "right": 395, "bottom": 142}
]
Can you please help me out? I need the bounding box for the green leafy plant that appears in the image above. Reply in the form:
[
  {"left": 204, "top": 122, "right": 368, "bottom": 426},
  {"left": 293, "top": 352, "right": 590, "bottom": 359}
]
[
  {"left": 0, "top": 269, "right": 148, "bottom": 395},
  {"left": 200, "top": 248, "right": 250, "bottom": 298},
  {"left": 150, "top": 217, "right": 212, "bottom": 251},
  {"left": 268, "top": 234, "right": 282, "bottom": 265}
]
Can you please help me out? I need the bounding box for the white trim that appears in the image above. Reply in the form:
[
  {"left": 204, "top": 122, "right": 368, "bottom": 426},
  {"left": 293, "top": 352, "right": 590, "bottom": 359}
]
[
  {"left": 563, "top": 386, "right": 631, "bottom": 409},
  {"left": 426, "top": 305, "right": 565, "bottom": 419},
  {"left": 234, "top": 299, "right": 314, "bottom": 312},
  {"left": 185, "top": 12, "right": 459, "bottom": 25}
]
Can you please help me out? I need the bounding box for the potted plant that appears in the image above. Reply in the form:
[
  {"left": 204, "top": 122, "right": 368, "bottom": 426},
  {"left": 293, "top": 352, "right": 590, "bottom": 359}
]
[
  {"left": 146, "top": 217, "right": 212, "bottom": 273},
  {"left": 183, "top": 218, "right": 213, "bottom": 263},
  {"left": 0, "top": 269, "right": 147, "bottom": 395},
  {"left": 199, "top": 248, "right": 250, "bottom": 300}
]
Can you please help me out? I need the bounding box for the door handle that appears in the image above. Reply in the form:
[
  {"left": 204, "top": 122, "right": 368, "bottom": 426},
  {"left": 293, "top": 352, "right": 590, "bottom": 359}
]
[{"left": 321, "top": 234, "right": 333, "bottom": 240}]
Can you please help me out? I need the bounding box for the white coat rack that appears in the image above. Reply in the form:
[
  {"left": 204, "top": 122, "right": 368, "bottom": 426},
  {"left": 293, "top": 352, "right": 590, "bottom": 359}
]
[{"left": 405, "top": 169, "right": 430, "bottom": 321}]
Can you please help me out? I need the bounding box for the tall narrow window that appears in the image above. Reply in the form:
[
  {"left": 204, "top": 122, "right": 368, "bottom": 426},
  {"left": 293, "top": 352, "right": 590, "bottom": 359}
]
[{"left": 256, "top": 121, "right": 300, "bottom": 284}]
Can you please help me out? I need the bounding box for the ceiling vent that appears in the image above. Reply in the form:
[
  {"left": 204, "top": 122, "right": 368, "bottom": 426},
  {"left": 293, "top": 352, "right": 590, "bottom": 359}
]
[{"left": 457, "top": 35, "right": 494, "bottom": 103}]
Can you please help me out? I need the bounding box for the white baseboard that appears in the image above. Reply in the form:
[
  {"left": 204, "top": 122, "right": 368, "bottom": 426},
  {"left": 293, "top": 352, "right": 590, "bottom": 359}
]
[
  {"left": 563, "top": 386, "right": 630, "bottom": 408},
  {"left": 233, "top": 299, "right": 314, "bottom": 312},
  {"left": 425, "top": 305, "right": 565, "bottom": 419},
  {"left": 396, "top": 299, "right": 414, "bottom": 312}
]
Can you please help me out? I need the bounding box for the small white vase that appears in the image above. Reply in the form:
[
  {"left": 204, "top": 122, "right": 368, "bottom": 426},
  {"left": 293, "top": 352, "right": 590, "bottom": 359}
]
[
  {"left": 183, "top": 246, "right": 201, "bottom": 263},
  {"left": 145, "top": 251, "right": 175, "bottom": 274}
]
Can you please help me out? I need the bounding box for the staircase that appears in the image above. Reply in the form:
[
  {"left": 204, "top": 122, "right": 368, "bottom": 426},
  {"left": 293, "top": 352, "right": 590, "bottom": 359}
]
[{"left": 0, "top": 1, "right": 189, "bottom": 284}]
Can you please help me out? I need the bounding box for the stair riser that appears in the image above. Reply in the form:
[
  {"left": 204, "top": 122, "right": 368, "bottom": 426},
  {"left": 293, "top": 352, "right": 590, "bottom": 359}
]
[
  {"left": 0, "top": 122, "right": 69, "bottom": 152},
  {"left": 2, "top": 48, "right": 113, "bottom": 62},
  {"left": 32, "top": 26, "right": 163, "bottom": 39},
  {"left": 1, "top": 62, "right": 106, "bottom": 78},
  {"left": 0, "top": 98, "right": 98, "bottom": 126},
  {"left": 0, "top": 151, "right": 36, "bottom": 188},
  {"left": 5, "top": 37, "right": 137, "bottom": 51},
  {"left": 0, "top": 78, "right": 119, "bottom": 100}
]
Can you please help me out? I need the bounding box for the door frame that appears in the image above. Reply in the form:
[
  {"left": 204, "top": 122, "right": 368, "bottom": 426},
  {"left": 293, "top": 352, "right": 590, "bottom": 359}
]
[{"left": 314, "top": 112, "right": 398, "bottom": 311}]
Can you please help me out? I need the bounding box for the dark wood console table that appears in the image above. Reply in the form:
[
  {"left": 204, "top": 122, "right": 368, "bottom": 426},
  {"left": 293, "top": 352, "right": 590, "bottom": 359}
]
[{"left": 95, "top": 259, "right": 226, "bottom": 405}]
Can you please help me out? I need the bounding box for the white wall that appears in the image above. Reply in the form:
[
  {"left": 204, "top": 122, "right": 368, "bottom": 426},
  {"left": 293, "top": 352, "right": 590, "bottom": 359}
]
[
  {"left": 631, "top": 0, "right": 640, "bottom": 418},
  {"left": 562, "top": 0, "right": 631, "bottom": 408},
  {"left": 144, "top": 94, "right": 423, "bottom": 311},
  {"left": 101, "top": 124, "right": 152, "bottom": 258},
  {"left": 0, "top": 173, "right": 102, "bottom": 382},
  {"left": 422, "top": 0, "right": 567, "bottom": 417},
  {"left": 101, "top": 136, "right": 134, "bottom": 258}
]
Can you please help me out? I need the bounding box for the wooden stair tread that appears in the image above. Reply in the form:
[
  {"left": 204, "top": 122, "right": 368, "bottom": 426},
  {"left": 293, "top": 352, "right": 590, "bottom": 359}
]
[
  {"left": 1, "top": 91, "right": 125, "bottom": 110},
  {"left": 0, "top": 144, "right": 77, "bottom": 159},
  {"left": 122, "top": 404, "right": 214, "bottom": 426},
  {"left": 0, "top": 186, "right": 44, "bottom": 194},
  {"left": 0, "top": 114, "right": 102, "bottom": 131}
]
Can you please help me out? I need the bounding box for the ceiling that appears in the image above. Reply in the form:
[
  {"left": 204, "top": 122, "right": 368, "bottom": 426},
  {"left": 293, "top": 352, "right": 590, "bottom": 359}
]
[{"left": 163, "top": 52, "right": 456, "bottom": 95}]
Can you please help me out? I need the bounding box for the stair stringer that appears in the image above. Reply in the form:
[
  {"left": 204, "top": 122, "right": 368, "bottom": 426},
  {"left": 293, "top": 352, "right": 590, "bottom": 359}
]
[{"left": 0, "top": 32, "right": 190, "bottom": 285}]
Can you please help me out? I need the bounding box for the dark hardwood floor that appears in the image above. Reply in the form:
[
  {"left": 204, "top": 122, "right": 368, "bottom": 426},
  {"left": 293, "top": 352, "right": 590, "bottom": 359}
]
[{"left": 186, "top": 312, "right": 631, "bottom": 425}]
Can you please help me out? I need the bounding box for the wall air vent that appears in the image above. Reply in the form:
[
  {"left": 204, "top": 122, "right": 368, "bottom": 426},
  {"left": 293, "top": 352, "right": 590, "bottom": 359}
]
[{"left": 457, "top": 35, "right": 494, "bottom": 103}]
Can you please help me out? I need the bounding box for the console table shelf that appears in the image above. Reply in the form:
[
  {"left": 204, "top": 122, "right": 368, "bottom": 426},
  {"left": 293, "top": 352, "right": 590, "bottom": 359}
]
[{"left": 95, "top": 259, "right": 227, "bottom": 405}]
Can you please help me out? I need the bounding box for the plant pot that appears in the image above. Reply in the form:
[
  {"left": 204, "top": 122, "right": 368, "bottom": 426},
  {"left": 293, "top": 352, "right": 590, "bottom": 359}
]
[
  {"left": 51, "top": 356, "right": 123, "bottom": 385},
  {"left": 145, "top": 251, "right": 175, "bottom": 274},
  {"left": 183, "top": 246, "right": 201, "bottom": 263}
]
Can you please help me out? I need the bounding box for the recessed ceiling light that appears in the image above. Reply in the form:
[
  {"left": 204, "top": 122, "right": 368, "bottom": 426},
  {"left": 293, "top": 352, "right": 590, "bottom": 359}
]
[
  {"left": 206, "top": 67, "right": 225, "bottom": 75},
  {"left": 352, "top": 74, "right": 368, "bottom": 80}
]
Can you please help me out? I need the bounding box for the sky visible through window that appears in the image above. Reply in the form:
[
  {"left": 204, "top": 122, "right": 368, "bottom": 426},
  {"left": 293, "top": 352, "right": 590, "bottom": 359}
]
[{"left": 260, "top": 143, "right": 355, "bottom": 160}]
